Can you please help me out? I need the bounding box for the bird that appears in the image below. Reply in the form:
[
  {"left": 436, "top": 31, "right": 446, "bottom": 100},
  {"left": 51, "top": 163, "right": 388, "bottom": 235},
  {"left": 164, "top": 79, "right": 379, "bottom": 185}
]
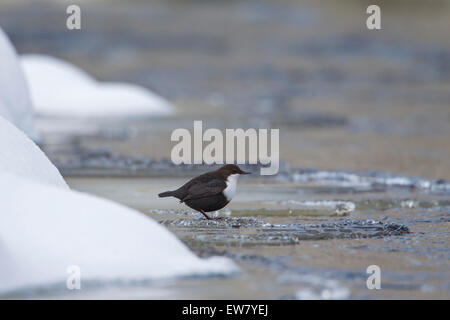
[{"left": 158, "top": 164, "right": 250, "bottom": 219}]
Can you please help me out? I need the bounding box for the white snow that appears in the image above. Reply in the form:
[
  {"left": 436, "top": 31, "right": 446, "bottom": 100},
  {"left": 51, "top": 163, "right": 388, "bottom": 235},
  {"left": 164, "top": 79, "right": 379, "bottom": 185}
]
[
  {"left": 0, "top": 115, "right": 67, "bottom": 189},
  {"left": 20, "top": 54, "right": 175, "bottom": 117},
  {"left": 0, "top": 172, "right": 239, "bottom": 293},
  {"left": 0, "top": 28, "right": 37, "bottom": 140}
]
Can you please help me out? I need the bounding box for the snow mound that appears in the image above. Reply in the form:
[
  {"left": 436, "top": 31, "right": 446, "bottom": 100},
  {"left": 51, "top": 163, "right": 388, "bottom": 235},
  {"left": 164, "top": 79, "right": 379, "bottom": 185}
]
[
  {"left": 20, "top": 54, "right": 175, "bottom": 117},
  {"left": 0, "top": 115, "right": 67, "bottom": 189},
  {"left": 0, "top": 28, "right": 37, "bottom": 140},
  {"left": 0, "top": 172, "right": 239, "bottom": 293}
]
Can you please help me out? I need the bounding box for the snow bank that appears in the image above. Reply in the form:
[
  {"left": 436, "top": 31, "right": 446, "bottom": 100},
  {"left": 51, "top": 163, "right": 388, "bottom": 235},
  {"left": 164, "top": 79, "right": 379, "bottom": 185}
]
[
  {"left": 0, "top": 172, "right": 238, "bottom": 293},
  {"left": 0, "top": 115, "right": 67, "bottom": 188},
  {"left": 20, "top": 54, "right": 174, "bottom": 117},
  {"left": 0, "top": 28, "right": 37, "bottom": 140}
]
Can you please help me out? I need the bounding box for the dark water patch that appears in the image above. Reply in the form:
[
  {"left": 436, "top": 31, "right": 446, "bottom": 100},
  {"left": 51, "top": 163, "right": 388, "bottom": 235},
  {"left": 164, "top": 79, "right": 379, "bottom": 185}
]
[
  {"left": 164, "top": 218, "right": 409, "bottom": 247},
  {"left": 271, "top": 111, "right": 348, "bottom": 128}
]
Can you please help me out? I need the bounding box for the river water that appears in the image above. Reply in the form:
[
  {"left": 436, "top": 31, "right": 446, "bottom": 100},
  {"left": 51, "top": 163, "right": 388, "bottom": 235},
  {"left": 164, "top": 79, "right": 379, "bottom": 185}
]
[{"left": 10, "top": 173, "right": 445, "bottom": 299}]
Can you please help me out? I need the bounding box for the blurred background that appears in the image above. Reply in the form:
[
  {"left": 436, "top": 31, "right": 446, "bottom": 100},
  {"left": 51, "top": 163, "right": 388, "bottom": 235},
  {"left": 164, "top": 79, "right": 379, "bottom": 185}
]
[{"left": 1, "top": 0, "right": 449, "bottom": 179}]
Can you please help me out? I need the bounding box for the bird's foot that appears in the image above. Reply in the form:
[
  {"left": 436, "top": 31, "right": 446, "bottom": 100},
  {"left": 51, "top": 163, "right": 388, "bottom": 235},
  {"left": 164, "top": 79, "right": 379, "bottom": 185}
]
[
  {"left": 198, "top": 210, "right": 227, "bottom": 220},
  {"left": 198, "top": 210, "right": 212, "bottom": 220}
]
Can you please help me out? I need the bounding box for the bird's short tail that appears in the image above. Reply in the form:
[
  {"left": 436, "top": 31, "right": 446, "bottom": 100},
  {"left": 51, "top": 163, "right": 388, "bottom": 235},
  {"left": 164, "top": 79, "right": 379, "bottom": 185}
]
[{"left": 158, "top": 191, "right": 175, "bottom": 198}]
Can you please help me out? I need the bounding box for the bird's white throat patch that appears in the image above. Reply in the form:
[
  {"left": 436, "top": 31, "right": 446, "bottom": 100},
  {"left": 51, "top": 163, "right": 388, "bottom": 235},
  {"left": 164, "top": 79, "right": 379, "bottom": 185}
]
[{"left": 223, "top": 174, "right": 239, "bottom": 201}]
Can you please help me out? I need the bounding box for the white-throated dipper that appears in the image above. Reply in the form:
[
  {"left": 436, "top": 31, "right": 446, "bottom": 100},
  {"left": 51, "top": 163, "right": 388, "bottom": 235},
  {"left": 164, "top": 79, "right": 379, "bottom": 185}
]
[{"left": 158, "top": 164, "right": 250, "bottom": 219}]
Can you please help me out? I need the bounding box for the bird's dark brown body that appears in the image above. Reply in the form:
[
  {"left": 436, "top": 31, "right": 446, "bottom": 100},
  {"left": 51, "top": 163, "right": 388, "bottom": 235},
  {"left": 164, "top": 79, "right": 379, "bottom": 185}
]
[
  {"left": 158, "top": 164, "right": 250, "bottom": 219},
  {"left": 185, "top": 193, "right": 230, "bottom": 212}
]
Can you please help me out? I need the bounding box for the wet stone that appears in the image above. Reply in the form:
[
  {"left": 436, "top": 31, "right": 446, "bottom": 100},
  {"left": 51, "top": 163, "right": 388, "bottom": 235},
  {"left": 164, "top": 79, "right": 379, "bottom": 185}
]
[{"left": 162, "top": 217, "right": 410, "bottom": 246}]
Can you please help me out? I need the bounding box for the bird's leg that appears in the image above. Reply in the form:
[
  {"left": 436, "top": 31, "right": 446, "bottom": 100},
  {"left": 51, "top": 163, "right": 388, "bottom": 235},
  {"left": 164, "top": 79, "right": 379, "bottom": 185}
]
[{"left": 198, "top": 209, "right": 212, "bottom": 220}]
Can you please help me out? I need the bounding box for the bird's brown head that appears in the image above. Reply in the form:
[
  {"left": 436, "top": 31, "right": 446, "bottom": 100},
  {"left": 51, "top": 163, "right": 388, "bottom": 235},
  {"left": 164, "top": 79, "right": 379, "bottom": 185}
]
[{"left": 215, "top": 164, "right": 251, "bottom": 178}]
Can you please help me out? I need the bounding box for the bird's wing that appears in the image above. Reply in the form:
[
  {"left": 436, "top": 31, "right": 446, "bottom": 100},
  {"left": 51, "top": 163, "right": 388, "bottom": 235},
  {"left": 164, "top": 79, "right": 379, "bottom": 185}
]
[{"left": 181, "top": 178, "right": 227, "bottom": 202}]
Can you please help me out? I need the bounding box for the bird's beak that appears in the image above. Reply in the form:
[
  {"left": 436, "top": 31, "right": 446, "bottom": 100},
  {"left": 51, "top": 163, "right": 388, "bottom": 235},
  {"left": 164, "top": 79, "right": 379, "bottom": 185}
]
[{"left": 241, "top": 171, "right": 251, "bottom": 175}]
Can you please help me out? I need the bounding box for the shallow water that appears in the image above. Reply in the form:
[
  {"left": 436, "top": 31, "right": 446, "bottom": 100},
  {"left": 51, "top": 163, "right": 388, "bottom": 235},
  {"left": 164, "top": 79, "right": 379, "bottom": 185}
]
[{"left": 16, "top": 177, "right": 438, "bottom": 300}]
